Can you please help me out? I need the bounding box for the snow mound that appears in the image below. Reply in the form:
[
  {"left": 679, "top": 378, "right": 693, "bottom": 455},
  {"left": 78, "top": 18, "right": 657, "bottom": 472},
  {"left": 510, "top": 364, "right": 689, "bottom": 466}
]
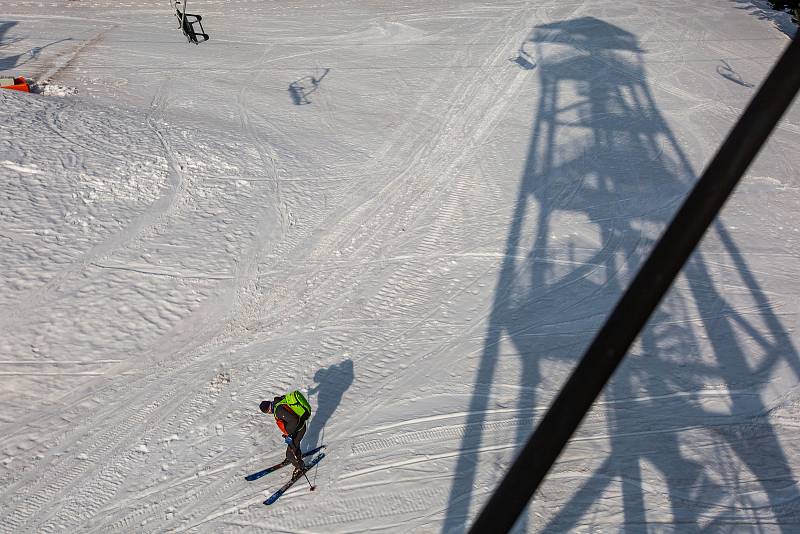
[{"left": 28, "top": 79, "right": 79, "bottom": 97}]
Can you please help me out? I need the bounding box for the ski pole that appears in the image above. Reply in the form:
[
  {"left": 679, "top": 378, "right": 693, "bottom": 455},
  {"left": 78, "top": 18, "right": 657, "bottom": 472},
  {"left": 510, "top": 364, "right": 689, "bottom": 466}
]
[
  {"left": 302, "top": 470, "right": 315, "bottom": 491},
  {"left": 293, "top": 443, "right": 316, "bottom": 491}
]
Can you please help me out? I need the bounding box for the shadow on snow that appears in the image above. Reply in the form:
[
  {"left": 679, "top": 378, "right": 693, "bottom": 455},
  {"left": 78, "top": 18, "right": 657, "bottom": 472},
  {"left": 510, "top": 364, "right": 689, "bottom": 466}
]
[
  {"left": 0, "top": 20, "right": 72, "bottom": 72},
  {"left": 288, "top": 68, "right": 330, "bottom": 106},
  {"left": 305, "top": 358, "right": 354, "bottom": 449},
  {"left": 443, "top": 16, "right": 800, "bottom": 533}
]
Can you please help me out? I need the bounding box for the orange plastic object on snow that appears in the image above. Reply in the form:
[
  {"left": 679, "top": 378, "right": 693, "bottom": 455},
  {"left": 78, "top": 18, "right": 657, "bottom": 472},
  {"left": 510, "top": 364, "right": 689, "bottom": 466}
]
[{"left": 0, "top": 77, "right": 31, "bottom": 93}]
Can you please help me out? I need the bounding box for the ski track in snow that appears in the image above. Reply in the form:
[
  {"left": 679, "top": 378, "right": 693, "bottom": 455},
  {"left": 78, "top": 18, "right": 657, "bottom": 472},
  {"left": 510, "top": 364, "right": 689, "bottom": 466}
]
[{"left": 2, "top": 0, "right": 800, "bottom": 532}]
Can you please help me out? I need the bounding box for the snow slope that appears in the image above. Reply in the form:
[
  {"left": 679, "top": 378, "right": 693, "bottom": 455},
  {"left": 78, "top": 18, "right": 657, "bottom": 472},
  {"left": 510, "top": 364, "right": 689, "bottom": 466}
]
[{"left": 1, "top": 0, "right": 799, "bottom": 532}]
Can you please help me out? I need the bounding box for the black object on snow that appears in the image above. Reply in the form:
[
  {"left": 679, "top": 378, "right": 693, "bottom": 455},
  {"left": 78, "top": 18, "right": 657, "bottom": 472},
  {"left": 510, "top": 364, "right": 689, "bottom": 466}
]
[{"left": 173, "top": 0, "right": 209, "bottom": 44}]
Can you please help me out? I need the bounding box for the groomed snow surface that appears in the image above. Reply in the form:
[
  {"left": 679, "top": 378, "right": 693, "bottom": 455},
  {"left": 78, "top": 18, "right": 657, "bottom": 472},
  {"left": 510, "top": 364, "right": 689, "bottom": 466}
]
[{"left": 1, "top": 0, "right": 799, "bottom": 532}]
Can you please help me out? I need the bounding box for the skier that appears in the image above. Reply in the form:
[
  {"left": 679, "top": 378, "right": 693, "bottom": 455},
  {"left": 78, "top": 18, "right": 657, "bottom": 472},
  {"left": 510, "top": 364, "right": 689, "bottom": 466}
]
[{"left": 260, "top": 390, "right": 312, "bottom": 477}]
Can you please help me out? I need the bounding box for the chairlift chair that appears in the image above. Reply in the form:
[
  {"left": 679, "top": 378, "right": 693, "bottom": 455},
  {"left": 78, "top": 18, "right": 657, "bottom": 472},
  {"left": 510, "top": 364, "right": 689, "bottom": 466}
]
[{"left": 171, "top": 0, "right": 209, "bottom": 44}]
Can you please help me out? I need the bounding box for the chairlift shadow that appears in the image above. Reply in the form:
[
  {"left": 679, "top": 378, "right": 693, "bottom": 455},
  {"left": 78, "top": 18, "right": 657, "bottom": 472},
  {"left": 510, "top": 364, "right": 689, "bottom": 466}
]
[
  {"left": 717, "top": 60, "right": 754, "bottom": 88},
  {"left": 288, "top": 68, "right": 330, "bottom": 105},
  {"left": 509, "top": 44, "right": 536, "bottom": 70},
  {"left": 1, "top": 21, "right": 73, "bottom": 71}
]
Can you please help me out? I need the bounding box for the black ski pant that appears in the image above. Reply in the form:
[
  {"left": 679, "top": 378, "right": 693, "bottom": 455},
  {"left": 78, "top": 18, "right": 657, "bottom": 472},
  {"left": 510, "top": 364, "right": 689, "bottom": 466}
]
[{"left": 285, "top": 422, "right": 307, "bottom": 469}]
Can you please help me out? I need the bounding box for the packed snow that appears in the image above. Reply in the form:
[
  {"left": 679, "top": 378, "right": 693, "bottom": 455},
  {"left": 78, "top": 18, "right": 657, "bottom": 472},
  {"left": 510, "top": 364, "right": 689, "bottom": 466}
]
[{"left": 1, "top": 0, "right": 799, "bottom": 532}]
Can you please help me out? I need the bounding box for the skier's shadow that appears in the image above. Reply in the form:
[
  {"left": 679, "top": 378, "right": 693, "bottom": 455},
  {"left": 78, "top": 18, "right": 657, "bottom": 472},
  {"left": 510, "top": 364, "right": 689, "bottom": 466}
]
[{"left": 304, "top": 358, "right": 354, "bottom": 449}]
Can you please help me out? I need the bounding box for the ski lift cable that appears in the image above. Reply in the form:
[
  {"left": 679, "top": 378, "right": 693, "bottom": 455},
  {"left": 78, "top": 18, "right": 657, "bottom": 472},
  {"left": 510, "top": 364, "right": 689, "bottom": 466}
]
[{"left": 468, "top": 30, "right": 800, "bottom": 534}]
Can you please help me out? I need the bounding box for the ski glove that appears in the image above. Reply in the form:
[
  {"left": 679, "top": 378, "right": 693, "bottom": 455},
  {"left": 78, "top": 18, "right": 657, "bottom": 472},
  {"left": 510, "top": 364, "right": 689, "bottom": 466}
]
[{"left": 284, "top": 436, "right": 294, "bottom": 446}]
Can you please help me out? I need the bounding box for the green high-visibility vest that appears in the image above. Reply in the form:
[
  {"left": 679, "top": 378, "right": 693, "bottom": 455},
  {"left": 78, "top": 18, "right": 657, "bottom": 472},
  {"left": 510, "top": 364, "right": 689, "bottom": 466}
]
[{"left": 274, "top": 390, "right": 312, "bottom": 419}]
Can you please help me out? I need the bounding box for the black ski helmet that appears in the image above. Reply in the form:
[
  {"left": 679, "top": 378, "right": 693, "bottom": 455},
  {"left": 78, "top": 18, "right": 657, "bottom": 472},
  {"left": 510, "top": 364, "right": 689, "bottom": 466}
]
[{"left": 259, "top": 400, "right": 273, "bottom": 414}]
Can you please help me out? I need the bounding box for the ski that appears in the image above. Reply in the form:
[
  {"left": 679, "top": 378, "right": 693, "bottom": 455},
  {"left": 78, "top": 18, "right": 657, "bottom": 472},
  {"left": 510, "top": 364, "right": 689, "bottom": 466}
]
[
  {"left": 245, "top": 445, "right": 325, "bottom": 481},
  {"left": 264, "top": 453, "right": 325, "bottom": 505}
]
